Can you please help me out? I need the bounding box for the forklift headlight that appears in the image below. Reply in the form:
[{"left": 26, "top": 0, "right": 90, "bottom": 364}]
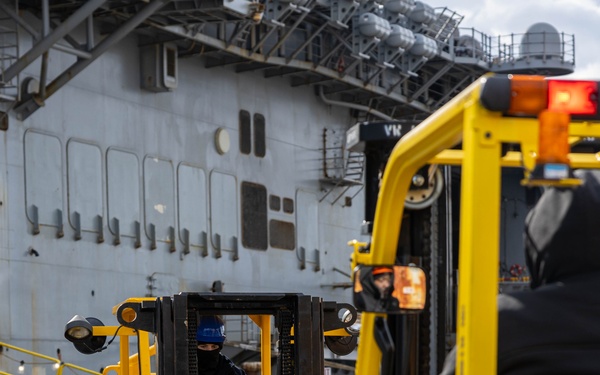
[
  {"left": 64, "top": 315, "right": 93, "bottom": 341},
  {"left": 64, "top": 315, "right": 107, "bottom": 354}
]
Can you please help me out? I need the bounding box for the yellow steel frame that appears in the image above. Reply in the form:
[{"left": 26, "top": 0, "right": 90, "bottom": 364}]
[
  {"left": 97, "top": 326, "right": 154, "bottom": 375},
  {"left": 249, "top": 315, "right": 273, "bottom": 375},
  {"left": 353, "top": 75, "right": 600, "bottom": 374}
]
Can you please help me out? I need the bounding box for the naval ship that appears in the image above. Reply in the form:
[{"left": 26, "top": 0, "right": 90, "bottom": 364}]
[{"left": 0, "top": 0, "right": 574, "bottom": 373}]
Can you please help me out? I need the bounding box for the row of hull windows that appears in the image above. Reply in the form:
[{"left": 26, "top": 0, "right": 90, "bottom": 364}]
[
  {"left": 24, "top": 130, "right": 296, "bottom": 251},
  {"left": 240, "top": 110, "right": 266, "bottom": 157}
]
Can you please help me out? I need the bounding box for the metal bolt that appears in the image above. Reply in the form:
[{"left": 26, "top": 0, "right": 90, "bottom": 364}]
[{"left": 412, "top": 174, "right": 425, "bottom": 187}]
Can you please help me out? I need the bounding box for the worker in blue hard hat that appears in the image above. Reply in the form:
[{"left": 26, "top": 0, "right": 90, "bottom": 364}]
[{"left": 196, "top": 316, "right": 247, "bottom": 375}]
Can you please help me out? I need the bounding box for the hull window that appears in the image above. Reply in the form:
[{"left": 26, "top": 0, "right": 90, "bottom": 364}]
[
  {"left": 107, "top": 148, "right": 141, "bottom": 237},
  {"left": 283, "top": 197, "right": 294, "bottom": 214},
  {"left": 144, "top": 156, "right": 176, "bottom": 243},
  {"left": 24, "top": 130, "right": 63, "bottom": 227},
  {"left": 254, "top": 113, "right": 266, "bottom": 157},
  {"left": 210, "top": 171, "right": 238, "bottom": 251},
  {"left": 239, "top": 110, "right": 251, "bottom": 155},
  {"left": 67, "top": 140, "right": 103, "bottom": 232},
  {"left": 269, "top": 194, "right": 281, "bottom": 211},
  {"left": 178, "top": 164, "right": 208, "bottom": 247}
]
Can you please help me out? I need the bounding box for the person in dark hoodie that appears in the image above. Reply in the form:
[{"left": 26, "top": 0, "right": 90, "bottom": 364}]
[
  {"left": 354, "top": 266, "right": 401, "bottom": 313},
  {"left": 440, "top": 169, "right": 600, "bottom": 374},
  {"left": 196, "top": 315, "right": 247, "bottom": 375}
]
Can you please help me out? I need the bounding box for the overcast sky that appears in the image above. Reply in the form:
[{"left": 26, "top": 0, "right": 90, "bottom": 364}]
[{"left": 424, "top": 0, "right": 600, "bottom": 79}]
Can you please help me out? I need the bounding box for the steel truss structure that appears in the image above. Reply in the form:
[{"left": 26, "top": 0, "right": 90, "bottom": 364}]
[{"left": 0, "top": 0, "right": 575, "bottom": 120}]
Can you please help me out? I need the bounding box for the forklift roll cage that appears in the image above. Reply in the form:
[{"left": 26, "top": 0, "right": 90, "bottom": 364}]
[{"left": 352, "top": 74, "right": 600, "bottom": 375}]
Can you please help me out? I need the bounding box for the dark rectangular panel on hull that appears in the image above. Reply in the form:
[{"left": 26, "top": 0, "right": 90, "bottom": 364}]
[{"left": 241, "top": 181, "right": 268, "bottom": 250}]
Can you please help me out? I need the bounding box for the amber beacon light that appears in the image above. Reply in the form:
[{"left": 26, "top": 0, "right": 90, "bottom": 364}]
[{"left": 479, "top": 75, "right": 600, "bottom": 183}]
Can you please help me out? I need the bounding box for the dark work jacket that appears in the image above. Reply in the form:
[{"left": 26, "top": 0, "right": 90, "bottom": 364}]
[
  {"left": 440, "top": 273, "right": 600, "bottom": 375},
  {"left": 199, "top": 353, "right": 247, "bottom": 375},
  {"left": 217, "top": 353, "right": 246, "bottom": 375},
  {"left": 440, "top": 170, "right": 600, "bottom": 374},
  {"left": 496, "top": 272, "right": 600, "bottom": 374}
]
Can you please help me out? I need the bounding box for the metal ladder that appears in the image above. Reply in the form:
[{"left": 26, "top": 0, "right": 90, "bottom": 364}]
[{"left": 319, "top": 128, "right": 365, "bottom": 205}]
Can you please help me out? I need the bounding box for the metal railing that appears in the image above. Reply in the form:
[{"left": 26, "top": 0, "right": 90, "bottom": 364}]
[{"left": 0, "top": 341, "right": 100, "bottom": 375}]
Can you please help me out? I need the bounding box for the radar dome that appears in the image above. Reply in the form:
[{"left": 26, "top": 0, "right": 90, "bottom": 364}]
[{"left": 520, "top": 22, "right": 562, "bottom": 59}]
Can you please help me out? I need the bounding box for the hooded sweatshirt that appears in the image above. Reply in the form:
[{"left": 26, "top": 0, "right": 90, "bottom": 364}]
[
  {"left": 355, "top": 266, "right": 401, "bottom": 313},
  {"left": 441, "top": 169, "right": 600, "bottom": 375}
]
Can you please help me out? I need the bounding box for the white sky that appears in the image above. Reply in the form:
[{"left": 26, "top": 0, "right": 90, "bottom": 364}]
[{"left": 424, "top": 0, "right": 600, "bottom": 79}]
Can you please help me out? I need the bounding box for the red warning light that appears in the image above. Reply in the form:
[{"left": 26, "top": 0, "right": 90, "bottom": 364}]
[
  {"left": 547, "top": 80, "right": 598, "bottom": 116},
  {"left": 480, "top": 75, "right": 600, "bottom": 118}
]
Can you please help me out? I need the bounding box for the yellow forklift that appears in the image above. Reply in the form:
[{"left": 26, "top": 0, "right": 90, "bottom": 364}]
[
  {"left": 63, "top": 293, "right": 359, "bottom": 375},
  {"left": 350, "top": 74, "right": 600, "bottom": 374}
]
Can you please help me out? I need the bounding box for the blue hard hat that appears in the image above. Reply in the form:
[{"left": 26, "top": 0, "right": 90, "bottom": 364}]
[{"left": 196, "top": 316, "right": 226, "bottom": 343}]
